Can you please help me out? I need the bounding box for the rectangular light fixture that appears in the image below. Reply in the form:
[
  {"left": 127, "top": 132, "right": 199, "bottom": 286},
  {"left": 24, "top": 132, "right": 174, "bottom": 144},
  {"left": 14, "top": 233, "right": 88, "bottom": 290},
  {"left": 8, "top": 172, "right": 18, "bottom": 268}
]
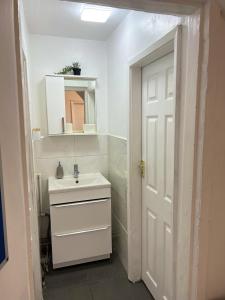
[{"left": 81, "top": 7, "right": 111, "bottom": 23}]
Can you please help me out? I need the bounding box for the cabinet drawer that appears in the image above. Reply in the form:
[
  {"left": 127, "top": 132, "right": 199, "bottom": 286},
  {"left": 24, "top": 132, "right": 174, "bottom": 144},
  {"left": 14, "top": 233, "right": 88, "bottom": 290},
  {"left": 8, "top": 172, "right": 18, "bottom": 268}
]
[
  {"left": 50, "top": 198, "right": 111, "bottom": 234},
  {"left": 49, "top": 187, "right": 111, "bottom": 205},
  {"left": 52, "top": 225, "right": 112, "bottom": 267}
]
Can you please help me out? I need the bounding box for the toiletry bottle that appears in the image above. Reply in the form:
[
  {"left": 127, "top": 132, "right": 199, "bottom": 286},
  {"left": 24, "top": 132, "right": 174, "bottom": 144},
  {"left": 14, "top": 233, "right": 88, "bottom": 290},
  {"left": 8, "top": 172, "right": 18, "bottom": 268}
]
[{"left": 56, "top": 162, "right": 64, "bottom": 179}]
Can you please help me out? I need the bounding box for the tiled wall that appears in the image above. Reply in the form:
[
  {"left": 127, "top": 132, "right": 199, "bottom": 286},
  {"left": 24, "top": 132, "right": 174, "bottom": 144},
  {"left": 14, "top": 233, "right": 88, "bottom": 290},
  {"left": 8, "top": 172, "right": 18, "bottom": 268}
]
[
  {"left": 108, "top": 135, "right": 128, "bottom": 272},
  {"left": 34, "top": 135, "right": 108, "bottom": 213}
]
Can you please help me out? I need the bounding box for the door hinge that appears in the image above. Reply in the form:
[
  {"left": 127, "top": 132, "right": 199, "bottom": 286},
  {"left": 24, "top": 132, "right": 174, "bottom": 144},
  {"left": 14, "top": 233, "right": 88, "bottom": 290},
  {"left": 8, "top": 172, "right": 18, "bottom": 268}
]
[{"left": 139, "top": 160, "right": 145, "bottom": 178}]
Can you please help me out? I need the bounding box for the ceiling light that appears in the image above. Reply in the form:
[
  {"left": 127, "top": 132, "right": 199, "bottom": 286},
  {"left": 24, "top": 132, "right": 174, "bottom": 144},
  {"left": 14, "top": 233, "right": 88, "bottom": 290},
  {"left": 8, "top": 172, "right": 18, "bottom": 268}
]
[{"left": 81, "top": 7, "right": 112, "bottom": 23}]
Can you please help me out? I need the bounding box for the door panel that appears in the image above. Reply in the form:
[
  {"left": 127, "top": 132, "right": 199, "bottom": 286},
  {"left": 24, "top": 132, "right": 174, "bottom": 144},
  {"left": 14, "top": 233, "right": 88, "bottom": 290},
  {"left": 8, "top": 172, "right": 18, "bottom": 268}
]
[
  {"left": 164, "top": 115, "right": 174, "bottom": 202},
  {"left": 142, "top": 52, "right": 175, "bottom": 300},
  {"left": 162, "top": 224, "right": 172, "bottom": 300},
  {"left": 146, "top": 117, "right": 158, "bottom": 192},
  {"left": 146, "top": 209, "right": 158, "bottom": 288}
]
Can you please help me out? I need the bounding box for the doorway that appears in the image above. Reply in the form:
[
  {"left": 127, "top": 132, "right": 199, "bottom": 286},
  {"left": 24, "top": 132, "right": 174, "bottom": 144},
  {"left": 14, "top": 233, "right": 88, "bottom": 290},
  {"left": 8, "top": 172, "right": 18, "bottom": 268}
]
[
  {"left": 128, "top": 25, "right": 194, "bottom": 300},
  {"left": 16, "top": 0, "right": 201, "bottom": 298}
]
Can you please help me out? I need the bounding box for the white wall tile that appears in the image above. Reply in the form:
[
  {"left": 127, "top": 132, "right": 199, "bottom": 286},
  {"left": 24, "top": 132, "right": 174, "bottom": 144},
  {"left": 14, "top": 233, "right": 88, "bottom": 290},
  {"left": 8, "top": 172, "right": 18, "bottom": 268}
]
[
  {"left": 108, "top": 135, "right": 128, "bottom": 270},
  {"left": 36, "top": 157, "right": 75, "bottom": 177},
  {"left": 74, "top": 135, "right": 108, "bottom": 156},
  {"left": 112, "top": 215, "right": 128, "bottom": 272},
  {"left": 72, "top": 155, "right": 108, "bottom": 177},
  {"left": 111, "top": 188, "right": 127, "bottom": 230},
  {"left": 34, "top": 136, "right": 75, "bottom": 159},
  {"left": 36, "top": 155, "right": 108, "bottom": 177}
]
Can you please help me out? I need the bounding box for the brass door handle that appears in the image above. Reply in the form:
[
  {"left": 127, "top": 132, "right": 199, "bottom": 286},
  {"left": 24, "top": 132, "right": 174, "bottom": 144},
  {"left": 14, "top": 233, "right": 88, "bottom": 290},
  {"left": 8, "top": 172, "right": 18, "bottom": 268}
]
[{"left": 139, "top": 160, "right": 145, "bottom": 178}]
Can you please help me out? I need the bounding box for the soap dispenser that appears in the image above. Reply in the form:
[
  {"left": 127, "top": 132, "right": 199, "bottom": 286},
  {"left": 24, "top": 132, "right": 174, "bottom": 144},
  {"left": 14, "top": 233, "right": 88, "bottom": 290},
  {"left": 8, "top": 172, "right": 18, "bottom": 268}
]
[{"left": 56, "top": 162, "right": 64, "bottom": 179}]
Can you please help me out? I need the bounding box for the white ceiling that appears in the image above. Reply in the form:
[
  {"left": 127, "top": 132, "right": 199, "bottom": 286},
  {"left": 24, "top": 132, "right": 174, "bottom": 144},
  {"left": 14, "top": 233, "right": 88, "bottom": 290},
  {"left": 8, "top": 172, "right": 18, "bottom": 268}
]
[{"left": 23, "top": 0, "right": 129, "bottom": 41}]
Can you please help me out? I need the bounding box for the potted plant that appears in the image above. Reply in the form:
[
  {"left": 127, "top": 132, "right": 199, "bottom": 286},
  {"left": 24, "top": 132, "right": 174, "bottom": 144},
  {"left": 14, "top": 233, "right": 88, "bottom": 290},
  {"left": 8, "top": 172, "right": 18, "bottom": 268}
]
[
  {"left": 56, "top": 62, "right": 82, "bottom": 75},
  {"left": 72, "top": 62, "right": 81, "bottom": 76},
  {"left": 57, "top": 65, "right": 73, "bottom": 75}
]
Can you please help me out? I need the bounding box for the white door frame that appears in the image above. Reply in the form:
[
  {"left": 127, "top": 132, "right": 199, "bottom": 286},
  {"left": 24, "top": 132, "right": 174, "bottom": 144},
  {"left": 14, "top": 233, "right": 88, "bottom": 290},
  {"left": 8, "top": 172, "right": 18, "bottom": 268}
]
[{"left": 128, "top": 22, "right": 200, "bottom": 300}]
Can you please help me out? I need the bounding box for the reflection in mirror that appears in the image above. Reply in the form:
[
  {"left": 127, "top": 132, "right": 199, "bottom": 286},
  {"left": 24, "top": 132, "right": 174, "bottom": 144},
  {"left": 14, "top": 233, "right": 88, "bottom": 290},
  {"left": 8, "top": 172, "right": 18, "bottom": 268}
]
[{"left": 64, "top": 79, "right": 95, "bottom": 133}]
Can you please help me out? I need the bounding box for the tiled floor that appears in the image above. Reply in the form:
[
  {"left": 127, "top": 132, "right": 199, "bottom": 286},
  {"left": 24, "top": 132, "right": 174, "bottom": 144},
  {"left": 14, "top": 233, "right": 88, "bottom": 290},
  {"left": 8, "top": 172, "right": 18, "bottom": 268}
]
[{"left": 43, "top": 254, "right": 154, "bottom": 300}]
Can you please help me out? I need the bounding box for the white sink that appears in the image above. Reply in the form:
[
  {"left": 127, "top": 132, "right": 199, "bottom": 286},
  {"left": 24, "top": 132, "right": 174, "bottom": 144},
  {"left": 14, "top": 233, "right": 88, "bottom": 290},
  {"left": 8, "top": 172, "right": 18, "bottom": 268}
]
[{"left": 48, "top": 172, "right": 111, "bottom": 194}]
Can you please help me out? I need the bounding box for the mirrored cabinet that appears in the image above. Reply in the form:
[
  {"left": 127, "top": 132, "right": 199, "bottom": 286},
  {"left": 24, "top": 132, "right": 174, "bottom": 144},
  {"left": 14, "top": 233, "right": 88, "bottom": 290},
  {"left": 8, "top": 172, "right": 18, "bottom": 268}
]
[{"left": 45, "top": 75, "right": 97, "bottom": 136}]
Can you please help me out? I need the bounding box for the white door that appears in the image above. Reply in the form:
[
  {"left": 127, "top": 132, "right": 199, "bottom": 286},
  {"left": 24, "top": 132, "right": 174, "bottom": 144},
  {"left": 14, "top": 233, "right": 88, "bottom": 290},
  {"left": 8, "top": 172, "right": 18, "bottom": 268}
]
[{"left": 142, "top": 52, "right": 175, "bottom": 300}]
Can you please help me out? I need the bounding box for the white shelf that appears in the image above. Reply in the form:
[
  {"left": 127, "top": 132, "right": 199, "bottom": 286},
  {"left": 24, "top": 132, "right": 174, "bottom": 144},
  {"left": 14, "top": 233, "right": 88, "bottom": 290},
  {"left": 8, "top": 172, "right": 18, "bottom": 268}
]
[
  {"left": 46, "top": 74, "right": 97, "bottom": 81},
  {"left": 48, "top": 133, "right": 98, "bottom": 137}
]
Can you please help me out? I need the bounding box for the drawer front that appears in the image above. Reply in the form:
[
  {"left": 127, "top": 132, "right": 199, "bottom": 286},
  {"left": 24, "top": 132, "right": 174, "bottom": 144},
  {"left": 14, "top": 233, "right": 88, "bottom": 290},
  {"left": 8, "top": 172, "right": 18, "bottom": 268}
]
[
  {"left": 49, "top": 187, "right": 111, "bottom": 205},
  {"left": 50, "top": 198, "right": 111, "bottom": 233},
  {"left": 52, "top": 226, "right": 112, "bottom": 265}
]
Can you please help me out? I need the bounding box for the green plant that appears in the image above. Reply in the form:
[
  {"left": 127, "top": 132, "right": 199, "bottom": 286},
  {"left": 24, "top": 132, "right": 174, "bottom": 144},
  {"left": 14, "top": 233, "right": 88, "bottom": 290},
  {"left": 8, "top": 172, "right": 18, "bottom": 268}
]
[
  {"left": 56, "top": 61, "right": 81, "bottom": 74},
  {"left": 57, "top": 65, "right": 73, "bottom": 75},
  {"left": 72, "top": 62, "right": 81, "bottom": 69}
]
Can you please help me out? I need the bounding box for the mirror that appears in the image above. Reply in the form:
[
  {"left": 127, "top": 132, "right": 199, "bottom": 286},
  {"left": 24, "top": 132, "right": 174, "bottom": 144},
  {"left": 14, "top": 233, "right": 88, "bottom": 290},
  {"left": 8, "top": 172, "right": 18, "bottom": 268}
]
[
  {"left": 45, "top": 75, "right": 97, "bottom": 135},
  {"left": 64, "top": 79, "right": 95, "bottom": 133}
]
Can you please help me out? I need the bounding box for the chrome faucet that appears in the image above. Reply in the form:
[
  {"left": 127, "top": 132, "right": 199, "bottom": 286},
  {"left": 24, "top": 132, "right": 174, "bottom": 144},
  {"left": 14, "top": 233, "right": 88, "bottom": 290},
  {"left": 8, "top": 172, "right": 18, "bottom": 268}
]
[{"left": 74, "top": 164, "right": 80, "bottom": 179}]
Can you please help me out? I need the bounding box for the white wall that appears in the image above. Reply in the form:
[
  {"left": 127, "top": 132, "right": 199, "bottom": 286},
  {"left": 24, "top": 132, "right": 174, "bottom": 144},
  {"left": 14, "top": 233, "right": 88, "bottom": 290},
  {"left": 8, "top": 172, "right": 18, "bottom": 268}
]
[
  {"left": 0, "top": 1, "right": 32, "bottom": 299},
  {"left": 29, "top": 35, "right": 109, "bottom": 214},
  {"left": 29, "top": 34, "right": 108, "bottom": 135},
  {"left": 19, "top": 0, "right": 33, "bottom": 111},
  {"left": 106, "top": 10, "right": 180, "bottom": 272},
  {"left": 19, "top": 0, "right": 30, "bottom": 59},
  {"left": 107, "top": 11, "right": 180, "bottom": 138}
]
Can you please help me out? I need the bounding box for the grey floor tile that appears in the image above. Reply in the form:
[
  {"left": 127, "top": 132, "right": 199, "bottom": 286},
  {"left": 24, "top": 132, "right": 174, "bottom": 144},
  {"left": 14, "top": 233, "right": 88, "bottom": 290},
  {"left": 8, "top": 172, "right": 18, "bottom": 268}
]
[
  {"left": 90, "top": 278, "right": 153, "bottom": 300},
  {"left": 45, "top": 268, "right": 88, "bottom": 289},
  {"left": 43, "top": 286, "right": 71, "bottom": 300},
  {"left": 44, "top": 285, "right": 92, "bottom": 300},
  {"left": 86, "top": 256, "right": 127, "bottom": 284},
  {"left": 68, "top": 286, "right": 93, "bottom": 300},
  {"left": 43, "top": 253, "right": 153, "bottom": 300},
  {"left": 130, "top": 281, "right": 154, "bottom": 300}
]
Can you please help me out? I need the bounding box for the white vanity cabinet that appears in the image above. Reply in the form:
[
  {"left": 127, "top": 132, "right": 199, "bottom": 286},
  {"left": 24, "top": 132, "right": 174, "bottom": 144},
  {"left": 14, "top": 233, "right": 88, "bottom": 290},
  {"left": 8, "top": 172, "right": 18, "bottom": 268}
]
[{"left": 48, "top": 173, "right": 112, "bottom": 269}]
